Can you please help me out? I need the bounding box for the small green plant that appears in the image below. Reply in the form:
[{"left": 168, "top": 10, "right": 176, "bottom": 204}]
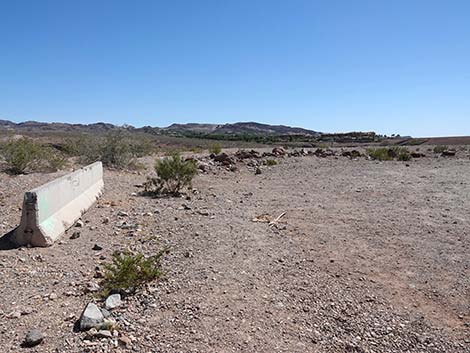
[
  {"left": 0, "top": 138, "right": 66, "bottom": 174},
  {"left": 101, "top": 250, "right": 165, "bottom": 297},
  {"left": 265, "top": 159, "right": 278, "bottom": 166},
  {"left": 144, "top": 153, "right": 197, "bottom": 195},
  {"left": 433, "top": 145, "right": 448, "bottom": 154},
  {"left": 208, "top": 143, "right": 222, "bottom": 155}
]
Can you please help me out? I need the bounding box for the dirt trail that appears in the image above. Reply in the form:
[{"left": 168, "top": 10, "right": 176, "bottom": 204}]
[{"left": 0, "top": 153, "right": 469, "bottom": 352}]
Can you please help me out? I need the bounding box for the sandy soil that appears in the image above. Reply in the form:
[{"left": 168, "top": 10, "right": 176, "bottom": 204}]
[{"left": 0, "top": 149, "right": 469, "bottom": 352}]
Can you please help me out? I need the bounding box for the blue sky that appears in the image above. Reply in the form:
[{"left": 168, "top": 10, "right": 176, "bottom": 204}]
[{"left": 0, "top": 0, "right": 469, "bottom": 137}]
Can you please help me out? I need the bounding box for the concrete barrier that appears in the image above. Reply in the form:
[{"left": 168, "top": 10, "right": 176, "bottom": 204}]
[{"left": 12, "top": 162, "right": 104, "bottom": 247}]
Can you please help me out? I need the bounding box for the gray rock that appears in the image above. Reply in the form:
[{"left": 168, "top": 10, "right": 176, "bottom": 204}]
[
  {"left": 70, "top": 231, "right": 80, "bottom": 239},
  {"left": 23, "top": 328, "right": 44, "bottom": 347},
  {"left": 80, "top": 303, "right": 104, "bottom": 331},
  {"left": 105, "top": 294, "right": 122, "bottom": 310},
  {"left": 92, "top": 244, "right": 103, "bottom": 251},
  {"left": 100, "top": 308, "right": 111, "bottom": 318}
]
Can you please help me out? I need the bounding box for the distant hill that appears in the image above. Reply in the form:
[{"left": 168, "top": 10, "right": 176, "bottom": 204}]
[
  {"left": 0, "top": 119, "right": 119, "bottom": 133},
  {"left": 0, "top": 119, "right": 320, "bottom": 136},
  {"left": 163, "top": 122, "right": 321, "bottom": 136},
  {"left": 0, "top": 119, "right": 391, "bottom": 144}
]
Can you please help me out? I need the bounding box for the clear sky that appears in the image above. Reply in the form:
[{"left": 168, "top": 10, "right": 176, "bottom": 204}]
[{"left": 1, "top": 0, "right": 469, "bottom": 137}]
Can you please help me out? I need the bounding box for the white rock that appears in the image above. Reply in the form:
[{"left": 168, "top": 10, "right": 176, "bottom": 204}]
[
  {"left": 105, "top": 294, "right": 122, "bottom": 310},
  {"left": 80, "top": 303, "right": 104, "bottom": 331}
]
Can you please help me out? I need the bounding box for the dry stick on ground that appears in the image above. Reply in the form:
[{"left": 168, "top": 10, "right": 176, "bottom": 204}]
[{"left": 269, "top": 212, "right": 286, "bottom": 227}]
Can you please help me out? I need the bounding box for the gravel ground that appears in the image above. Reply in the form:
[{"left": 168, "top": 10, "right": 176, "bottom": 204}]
[{"left": 0, "top": 149, "right": 469, "bottom": 352}]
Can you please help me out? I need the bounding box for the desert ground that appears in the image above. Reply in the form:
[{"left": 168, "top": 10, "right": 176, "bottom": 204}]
[{"left": 0, "top": 147, "right": 469, "bottom": 352}]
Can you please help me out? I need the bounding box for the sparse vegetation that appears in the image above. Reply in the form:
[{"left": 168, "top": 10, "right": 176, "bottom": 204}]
[
  {"left": 396, "top": 148, "right": 412, "bottom": 161},
  {"left": 405, "top": 138, "right": 426, "bottom": 146},
  {"left": 367, "top": 147, "right": 411, "bottom": 161},
  {"left": 367, "top": 147, "right": 393, "bottom": 161},
  {"left": 190, "top": 146, "right": 204, "bottom": 153},
  {"left": 100, "top": 250, "right": 165, "bottom": 297},
  {"left": 143, "top": 153, "right": 198, "bottom": 195},
  {"left": 65, "top": 131, "right": 155, "bottom": 169},
  {"left": 0, "top": 137, "right": 66, "bottom": 174},
  {"left": 433, "top": 145, "right": 448, "bottom": 154},
  {"left": 208, "top": 143, "right": 222, "bottom": 155},
  {"left": 265, "top": 159, "right": 278, "bottom": 166}
]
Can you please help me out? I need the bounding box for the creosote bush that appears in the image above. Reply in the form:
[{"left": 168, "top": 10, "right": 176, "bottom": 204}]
[
  {"left": 367, "top": 147, "right": 411, "bottom": 161},
  {"left": 101, "top": 250, "right": 165, "bottom": 297},
  {"left": 144, "top": 153, "right": 197, "bottom": 195},
  {"left": 367, "top": 148, "right": 393, "bottom": 161},
  {"left": 0, "top": 137, "right": 66, "bottom": 174},
  {"left": 433, "top": 145, "right": 448, "bottom": 154},
  {"left": 396, "top": 149, "right": 412, "bottom": 161},
  {"left": 64, "top": 131, "right": 154, "bottom": 169},
  {"left": 208, "top": 143, "right": 222, "bottom": 155}
]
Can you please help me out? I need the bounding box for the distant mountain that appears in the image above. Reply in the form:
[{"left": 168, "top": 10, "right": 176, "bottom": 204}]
[
  {"left": 164, "top": 122, "right": 321, "bottom": 136},
  {"left": 0, "top": 119, "right": 320, "bottom": 136},
  {"left": 0, "top": 119, "right": 17, "bottom": 128},
  {"left": 0, "top": 119, "right": 119, "bottom": 133},
  {"left": 0, "top": 118, "right": 385, "bottom": 144}
]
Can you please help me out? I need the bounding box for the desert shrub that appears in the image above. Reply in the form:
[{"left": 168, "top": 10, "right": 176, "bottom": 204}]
[
  {"left": 101, "top": 250, "right": 165, "bottom": 297},
  {"left": 0, "top": 138, "right": 41, "bottom": 173},
  {"left": 144, "top": 154, "right": 197, "bottom": 195},
  {"left": 367, "top": 147, "right": 393, "bottom": 161},
  {"left": 128, "top": 136, "right": 154, "bottom": 158},
  {"left": 0, "top": 138, "right": 66, "bottom": 174},
  {"left": 208, "top": 143, "right": 222, "bottom": 155},
  {"left": 61, "top": 136, "right": 84, "bottom": 156},
  {"left": 99, "top": 131, "right": 134, "bottom": 167},
  {"left": 41, "top": 147, "right": 67, "bottom": 171},
  {"left": 265, "top": 159, "right": 278, "bottom": 166},
  {"left": 68, "top": 131, "right": 155, "bottom": 169},
  {"left": 367, "top": 147, "right": 411, "bottom": 161},
  {"left": 350, "top": 150, "right": 362, "bottom": 158},
  {"left": 396, "top": 148, "right": 411, "bottom": 161},
  {"left": 433, "top": 145, "right": 448, "bottom": 154},
  {"left": 190, "top": 146, "right": 204, "bottom": 153}
]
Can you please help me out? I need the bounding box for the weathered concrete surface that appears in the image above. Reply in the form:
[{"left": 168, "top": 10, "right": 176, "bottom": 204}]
[{"left": 12, "top": 162, "right": 104, "bottom": 247}]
